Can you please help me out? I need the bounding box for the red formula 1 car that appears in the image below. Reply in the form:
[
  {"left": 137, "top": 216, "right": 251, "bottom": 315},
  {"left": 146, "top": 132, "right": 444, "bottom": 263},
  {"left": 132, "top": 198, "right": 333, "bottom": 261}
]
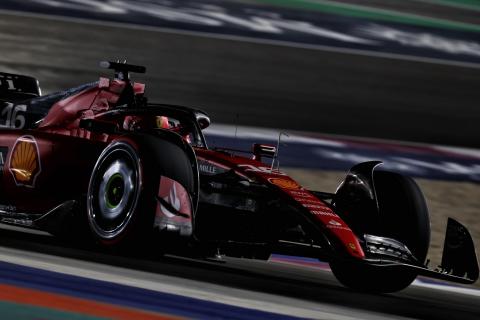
[{"left": 0, "top": 62, "right": 478, "bottom": 292}]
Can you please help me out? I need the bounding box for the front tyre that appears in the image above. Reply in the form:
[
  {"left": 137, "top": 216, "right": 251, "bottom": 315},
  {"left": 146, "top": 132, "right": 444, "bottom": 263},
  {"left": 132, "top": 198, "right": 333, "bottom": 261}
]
[
  {"left": 330, "top": 171, "right": 430, "bottom": 293},
  {"left": 330, "top": 261, "right": 418, "bottom": 293}
]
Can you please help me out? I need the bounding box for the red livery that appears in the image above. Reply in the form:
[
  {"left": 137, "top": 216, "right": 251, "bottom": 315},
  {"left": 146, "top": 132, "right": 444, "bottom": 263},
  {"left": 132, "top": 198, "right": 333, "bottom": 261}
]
[{"left": 0, "top": 62, "right": 477, "bottom": 292}]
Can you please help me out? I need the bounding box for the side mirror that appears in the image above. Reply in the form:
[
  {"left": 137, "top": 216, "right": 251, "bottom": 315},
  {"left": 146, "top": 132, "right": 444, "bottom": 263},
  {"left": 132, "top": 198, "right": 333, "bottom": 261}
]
[
  {"left": 252, "top": 143, "right": 276, "bottom": 162},
  {"left": 196, "top": 114, "right": 210, "bottom": 130}
]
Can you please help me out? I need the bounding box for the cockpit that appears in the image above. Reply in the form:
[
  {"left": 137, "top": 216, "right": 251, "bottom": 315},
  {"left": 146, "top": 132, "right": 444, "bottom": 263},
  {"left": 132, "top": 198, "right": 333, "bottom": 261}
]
[{"left": 121, "top": 109, "right": 207, "bottom": 148}]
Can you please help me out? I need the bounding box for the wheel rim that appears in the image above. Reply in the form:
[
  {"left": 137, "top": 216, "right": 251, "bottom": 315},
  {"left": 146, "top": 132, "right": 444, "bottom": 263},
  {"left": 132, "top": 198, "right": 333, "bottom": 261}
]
[
  {"left": 88, "top": 143, "right": 141, "bottom": 240},
  {"left": 104, "top": 172, "right": 125, "bottom": 209}
]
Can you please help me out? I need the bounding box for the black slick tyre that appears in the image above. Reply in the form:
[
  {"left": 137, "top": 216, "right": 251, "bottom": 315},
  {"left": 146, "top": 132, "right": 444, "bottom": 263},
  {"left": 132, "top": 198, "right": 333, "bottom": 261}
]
[
  {"left": 87, "top": 140, "right": 146, "bottom": 246},
  {"left": 87, "top": 135, "right": 195, "bottom": 250},
  {"left": 330, "top": 171, "right": 430, "bottom": 293}
]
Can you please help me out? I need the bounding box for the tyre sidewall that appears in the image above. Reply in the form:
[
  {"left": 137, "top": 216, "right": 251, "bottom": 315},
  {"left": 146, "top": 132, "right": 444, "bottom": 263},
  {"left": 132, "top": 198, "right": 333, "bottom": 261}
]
[
  {"left": 87, "top": 133, "right": 195, "bottom": 248},
  {"left": 330, "top": 170, "right": 430, "bottom": 293}
]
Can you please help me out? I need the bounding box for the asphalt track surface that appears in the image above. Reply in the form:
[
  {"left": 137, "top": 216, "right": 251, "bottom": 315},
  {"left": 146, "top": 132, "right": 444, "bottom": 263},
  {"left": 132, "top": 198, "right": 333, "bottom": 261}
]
[
  {"left": 0, "top": 225, "right": 479, "bottom": 320},
  {"left": 0, "top": 6, "right": 479, "bottom": 148},
  {"left": 0, "top": 4, "right": 479, "bottom": 319}
]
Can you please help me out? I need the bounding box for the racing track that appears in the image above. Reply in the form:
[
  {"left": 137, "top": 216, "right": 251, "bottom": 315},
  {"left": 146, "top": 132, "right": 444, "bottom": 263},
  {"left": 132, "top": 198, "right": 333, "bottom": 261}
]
[
  {"left": 0, "top": 3, "right": 480, "bottom": 319},
  {"left": 0, "top": 225, "right": 479, "bottom": 320}
]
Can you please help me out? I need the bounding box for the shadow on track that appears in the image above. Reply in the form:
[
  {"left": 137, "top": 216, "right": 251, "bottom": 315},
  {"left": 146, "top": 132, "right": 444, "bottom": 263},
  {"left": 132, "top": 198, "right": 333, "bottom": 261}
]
[{"left": 0, "top": 227, "right": 478, "bottom": 320}]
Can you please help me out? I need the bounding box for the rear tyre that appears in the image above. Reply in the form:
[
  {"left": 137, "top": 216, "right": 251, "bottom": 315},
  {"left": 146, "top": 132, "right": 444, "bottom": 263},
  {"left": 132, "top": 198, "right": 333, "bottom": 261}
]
[
  {"left": 330, "top": 171, "right": 430, "bottom": 293},
  {"left": 87, "top": 136, "right": 196, "bottom": 250},
  {"left": 87, "top": 141, "right": 146, "bottom": 245}
]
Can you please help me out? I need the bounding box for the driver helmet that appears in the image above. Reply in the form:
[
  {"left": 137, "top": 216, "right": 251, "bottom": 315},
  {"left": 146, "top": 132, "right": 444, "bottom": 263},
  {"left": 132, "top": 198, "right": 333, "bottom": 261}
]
[{"left": 156, "top": 116, "right": 170, "bottom": 129}]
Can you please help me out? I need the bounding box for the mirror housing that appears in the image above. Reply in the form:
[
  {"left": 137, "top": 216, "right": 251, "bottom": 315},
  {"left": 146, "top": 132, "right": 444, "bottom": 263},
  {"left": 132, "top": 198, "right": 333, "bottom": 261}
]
[
  {"left": 252, "top": 143, "right": 276, "bottom": 162},
  {"left": 196, "top": 114, "right": 210, "bottom": 130}
]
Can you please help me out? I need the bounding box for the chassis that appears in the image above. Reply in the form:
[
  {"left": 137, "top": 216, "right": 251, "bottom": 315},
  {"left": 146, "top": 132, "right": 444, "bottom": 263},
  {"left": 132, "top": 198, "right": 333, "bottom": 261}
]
[{"left": 0, "top": 62, "right": 477, "bottom": 292}]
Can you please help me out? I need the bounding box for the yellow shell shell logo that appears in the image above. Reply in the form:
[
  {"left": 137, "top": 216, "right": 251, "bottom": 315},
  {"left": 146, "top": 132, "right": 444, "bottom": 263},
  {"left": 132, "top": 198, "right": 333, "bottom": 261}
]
[{"left": 9, "top": 136, "right": 41, "bottom": 187}]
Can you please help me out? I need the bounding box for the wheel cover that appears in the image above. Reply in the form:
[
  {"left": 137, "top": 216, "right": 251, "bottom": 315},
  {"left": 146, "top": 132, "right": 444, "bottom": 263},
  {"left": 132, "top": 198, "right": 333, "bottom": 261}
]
[{"left": 88, "top": 143, "right": 141, "bottom": 240}]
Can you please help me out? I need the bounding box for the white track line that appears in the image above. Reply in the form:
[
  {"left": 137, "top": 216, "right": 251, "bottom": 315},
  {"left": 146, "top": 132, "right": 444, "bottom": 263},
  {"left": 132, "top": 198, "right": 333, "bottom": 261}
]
[
  {"left": 206, "top": 123, "right": 480, "bottom": 159},
  {"left": 205, "top": 124, "right": 346, "bottom": 147}
]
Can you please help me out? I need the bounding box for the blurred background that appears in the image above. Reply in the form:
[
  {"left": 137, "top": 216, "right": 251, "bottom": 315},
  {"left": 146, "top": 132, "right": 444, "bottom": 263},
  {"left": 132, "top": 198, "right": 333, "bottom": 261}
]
[
  {"left": 1, "top": 0, "right": 479, "bottom": 147},
  {"left": 0, "top": 0, "right": 479, "bottom": 318}
]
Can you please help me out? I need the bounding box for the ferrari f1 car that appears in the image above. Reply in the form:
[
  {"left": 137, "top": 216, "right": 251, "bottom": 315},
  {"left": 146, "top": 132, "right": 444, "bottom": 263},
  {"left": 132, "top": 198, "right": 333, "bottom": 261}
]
[{"left": 0, "top": 62, "right": 478, "bottom": 293}]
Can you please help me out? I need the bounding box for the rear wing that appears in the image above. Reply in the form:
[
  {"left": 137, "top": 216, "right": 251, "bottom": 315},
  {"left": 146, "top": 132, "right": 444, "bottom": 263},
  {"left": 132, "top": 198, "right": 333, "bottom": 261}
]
[{"left": 0, "top": 72, "right": 41, "bottom": 102}]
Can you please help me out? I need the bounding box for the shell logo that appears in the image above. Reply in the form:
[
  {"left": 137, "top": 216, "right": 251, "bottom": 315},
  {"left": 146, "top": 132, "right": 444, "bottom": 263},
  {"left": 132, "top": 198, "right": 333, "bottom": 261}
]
[
  {"left": 268, "top": 178, "right": 301, "bottom": 190},
  {"left": 9, "top": 136, "right": 41, "bottom": 187}
]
